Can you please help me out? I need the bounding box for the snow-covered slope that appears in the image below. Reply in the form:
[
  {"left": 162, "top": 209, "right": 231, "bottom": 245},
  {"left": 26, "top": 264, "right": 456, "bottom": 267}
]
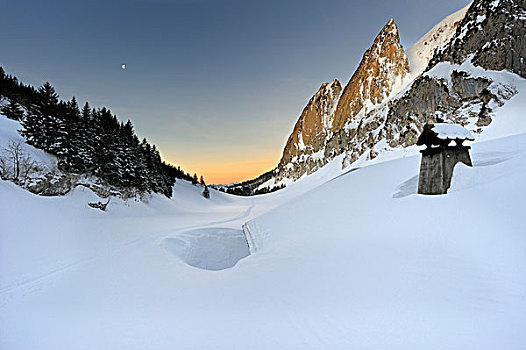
[
  {"left": 1, "top": 1, "right": 526, "bottom": 345},
  {"left": 0, "top": 116, "right": 57, "bottom": 170},
  {"left": 2, "top": 103, "right": 526, "bottom": 348},
  {"left": 406, "top": 3, "right": 471, "bottom": 78},
  {"left": 242, "top": 133, "right": 526, "bottom": 348}
]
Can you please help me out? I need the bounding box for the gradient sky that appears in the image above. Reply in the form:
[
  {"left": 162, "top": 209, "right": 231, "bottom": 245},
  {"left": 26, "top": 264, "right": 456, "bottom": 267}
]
[{"left": 1, "top": 0, "right": 470, "bottom": 184}]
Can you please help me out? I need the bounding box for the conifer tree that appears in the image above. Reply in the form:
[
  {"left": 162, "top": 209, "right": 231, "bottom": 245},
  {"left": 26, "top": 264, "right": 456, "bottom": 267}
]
[
  {"left": 2, "top": 66, "right": 178, "bottom": 197},
  {"left": 38, "top": 82, "right": 60, "bottom": 152},
  {"left": 0, "top": 100, "right": 24, "bottom": 120},
  {"left": 54, "top": 97, "right": 80, "bottom": 162},
  {"left": 21, "top": 82, "right": 59, "bottom": 151},
  {"left": 68, "top": 101, "right": 91, "bottom": 171},
  {"left": 202, "top": 185, "right": 210, "bottom": 199}
]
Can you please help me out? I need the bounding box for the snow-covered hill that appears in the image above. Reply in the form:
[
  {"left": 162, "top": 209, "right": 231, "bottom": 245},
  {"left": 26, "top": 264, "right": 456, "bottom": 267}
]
[
  {"left": 2, "top": 0, "right": 526, "bottom": 346},
  {"left": 243, "top": 132, "right": 526, "bottom": 348},
  {"left": 2, "top": 101, "right": 526, "bottom": 348},
  {"left": 0, "top": 116, "right": 57, "bottom": 172}
]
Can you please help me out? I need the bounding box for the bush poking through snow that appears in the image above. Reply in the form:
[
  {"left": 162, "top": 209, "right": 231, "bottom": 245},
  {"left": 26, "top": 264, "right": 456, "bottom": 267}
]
[
  {"left": 0, "top": 140, "right": 40, "bottom": 183},
  {"left": 88, "top": 198, "right": 110, "bottom": 211}
]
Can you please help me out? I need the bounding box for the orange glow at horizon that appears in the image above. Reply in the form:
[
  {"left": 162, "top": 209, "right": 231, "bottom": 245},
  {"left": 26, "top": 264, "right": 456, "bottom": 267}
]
[{"left": 166, "top": 157, "right": 280, "bottom": 185}]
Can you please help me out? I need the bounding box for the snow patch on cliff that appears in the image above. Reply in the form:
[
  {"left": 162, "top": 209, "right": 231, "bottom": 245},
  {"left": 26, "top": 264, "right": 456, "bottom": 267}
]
[{"left": 406, "top": 3, "right": 471, "bottom": 78}]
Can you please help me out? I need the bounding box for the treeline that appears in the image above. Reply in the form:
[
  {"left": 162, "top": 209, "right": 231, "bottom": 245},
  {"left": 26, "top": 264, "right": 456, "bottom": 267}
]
[
  {"left": 0, "top": 66, "right": 203, "bottom": 197},
  {"left": 219, "top": 183, "right": 285, "bottom": 196},
  {"left": 217, "top": 168, "right": 286, "bottom": 196}
]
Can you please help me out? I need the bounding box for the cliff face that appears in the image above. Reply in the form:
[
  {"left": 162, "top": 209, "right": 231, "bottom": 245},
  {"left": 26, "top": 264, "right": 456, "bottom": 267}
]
[
  {"left": 390, "top": 0, "right": 526, "bottom": 139},
  {"left": 337, "top": 0, "right": 524, "bottom": 167},
  {"left": 430, "top": 0, "right": 526, "bottom": 78},
  {"left": 331, "top": 19, "right": 410, "bottom": 133},
  {"left": 277, "top": 19, "right": 411, "bottom": 181},
  {"left": 229, "top": 0, "right": 525, "bottom": 195},
  {"left": 277, "top": 79, "right": 342, "bottom": 178}
]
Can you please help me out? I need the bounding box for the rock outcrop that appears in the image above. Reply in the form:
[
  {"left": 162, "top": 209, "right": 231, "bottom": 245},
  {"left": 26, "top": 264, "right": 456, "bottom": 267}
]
[
  {"left": 336, "top": 0, "right": 522, "bottom": 166},
  {"left": 331, "top": 19, "right": 410, "bottom": 133},
  {"left": 228, "top": 0, "right": 524, "bottom": 195},
  {"left": 430, "top": 0, "right": 526, "bottom": 78},
  {"left": 277, "top": 19, "right": 411, "bottom": 181},
  {"left": 339, "top": 71, "right": 515, "bottom": 169},
  {"left": 277, "top": 79, "right": 342, "bottom": 179}
]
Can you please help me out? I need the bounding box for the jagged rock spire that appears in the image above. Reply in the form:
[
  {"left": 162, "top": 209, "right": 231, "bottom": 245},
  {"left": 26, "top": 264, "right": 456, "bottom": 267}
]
[
  {"left": 330, "top": 18, "right": 410, "bottom": 133},
  {"left": 275, "top": 19, "right": 411, "bottom": 181},
  {"left": 230, "top": 1, "right": 522, "bottom": 193}
]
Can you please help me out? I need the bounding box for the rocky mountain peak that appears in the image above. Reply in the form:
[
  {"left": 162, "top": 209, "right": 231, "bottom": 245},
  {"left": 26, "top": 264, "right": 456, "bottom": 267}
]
[
  {"left": 330, "top": 18, "right": 410, "bottom": 133},
  {"left": 384, "top": 18, "right": 397, "bottom": 34},
  {"left": 231, "top": 2, "right": 523, "bottom": 195},
  {"left": 273, "top": 19, "right": 411, "bottom": 181}
]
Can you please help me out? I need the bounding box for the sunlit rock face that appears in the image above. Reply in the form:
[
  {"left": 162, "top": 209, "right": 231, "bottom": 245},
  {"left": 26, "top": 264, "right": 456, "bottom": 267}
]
[
  {"left": 276, "top": 19, "right": 411, "bottom": 181},
  {"left": 232, "top": 0, "right": 524, "bottom": 194},
  {"left": 336, "top": 0, "right": 524, "bottom": 166},
  {"left": 277, "top": 79, "right": 342, "bottom": 180},
  {"left": 331, "top": 19, "right": 410, "bottom": 133}
]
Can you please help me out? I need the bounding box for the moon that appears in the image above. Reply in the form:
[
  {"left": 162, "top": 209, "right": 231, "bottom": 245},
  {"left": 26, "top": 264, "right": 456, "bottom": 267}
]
[{"left": 121, "top": 64, "right": 126, "bottom": 70}]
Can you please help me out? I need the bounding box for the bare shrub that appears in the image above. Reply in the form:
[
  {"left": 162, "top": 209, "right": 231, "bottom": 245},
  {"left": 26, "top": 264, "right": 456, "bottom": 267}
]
[{"left": 0, "top": 140, "right": 40, "bottom": 183}]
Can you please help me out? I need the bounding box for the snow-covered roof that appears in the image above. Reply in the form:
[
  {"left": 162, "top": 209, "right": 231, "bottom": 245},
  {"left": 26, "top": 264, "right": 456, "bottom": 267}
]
[
  {"left": 416, "top": 123, "right": 474, "bottom": 147},
  {"left": 431, "top": 123, "right": 475, "bottom": 141}
]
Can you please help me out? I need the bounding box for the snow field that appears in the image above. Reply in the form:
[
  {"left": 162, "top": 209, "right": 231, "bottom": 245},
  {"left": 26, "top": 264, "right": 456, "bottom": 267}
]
[{"left": 1, "top": 122, "right": 526, "bottom": 348}]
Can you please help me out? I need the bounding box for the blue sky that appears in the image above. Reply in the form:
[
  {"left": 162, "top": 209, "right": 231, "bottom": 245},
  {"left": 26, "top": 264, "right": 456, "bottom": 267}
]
[{"left": 0, "top": 0, "right": 470, "bottom": 183}]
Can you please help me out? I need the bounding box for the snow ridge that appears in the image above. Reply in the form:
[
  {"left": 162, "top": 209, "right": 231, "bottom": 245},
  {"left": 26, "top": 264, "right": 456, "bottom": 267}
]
[{"left": 406, "top": 3, "right": 471, "bottom": 78}]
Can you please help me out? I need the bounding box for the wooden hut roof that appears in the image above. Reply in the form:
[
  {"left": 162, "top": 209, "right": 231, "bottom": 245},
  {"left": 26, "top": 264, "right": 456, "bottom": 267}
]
[{"left": 416, "top": 123, "right": 474, "bottom": 147}]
